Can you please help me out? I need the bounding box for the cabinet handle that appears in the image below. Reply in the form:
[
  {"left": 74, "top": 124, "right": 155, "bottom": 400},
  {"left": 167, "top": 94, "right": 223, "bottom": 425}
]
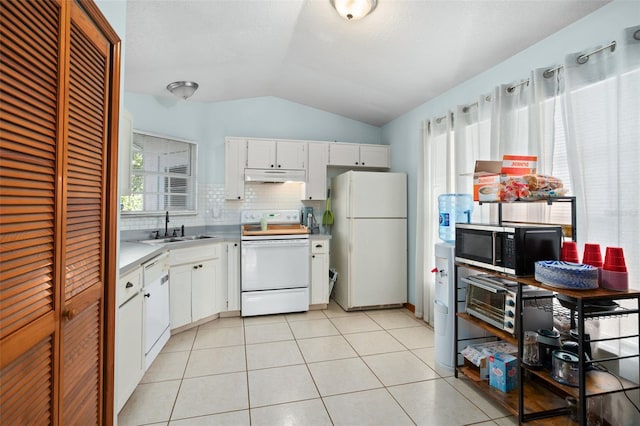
[
  {"left": 312, "top": 255, "right": 315, "bottom": 258},
  {"left": 362, "top": 162, "right": 365, "bottom": 166},
  {"left": 278, "top": 164, "right": 281, "bottom": 168},
  {"left": 270, "top": 164, "right": 274, "bottom": 168},
  {"left": 237, "top": 196, "right": 241, "bottom": 199},
  {"left": 125, "top": 281, "right": 133, "bottom": 288},
  {"left": 309, "top": 197, "right": 312, "bottom": 200},
  {"left": 315, "top": 244, "right": 322, "bottom": 248},
  {"left": 355, "top": 162, "right": 359, "bottom": 165},
  {"left": 62, "top": 308, "right": 77, "bottom": 321},
  {"left": 199, "top": 264, "right": 203, "bottom": 268},
  {"left": 144, "top": 293, "right": 150, "bottom": 298},
  {"left": 234, "top": 243, "right": 238, "bottom": 247},
  {"left": 193, "top": 265, "right": 198, "bottom": 270}
]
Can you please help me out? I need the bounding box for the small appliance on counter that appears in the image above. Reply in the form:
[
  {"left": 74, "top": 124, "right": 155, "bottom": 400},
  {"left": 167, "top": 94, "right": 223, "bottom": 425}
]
[
  {"left": 463, "top": 274, "right": 554, "bottom": 336},
  {"left": 455, "top": 222, "right": 563, "bottom": 276}
]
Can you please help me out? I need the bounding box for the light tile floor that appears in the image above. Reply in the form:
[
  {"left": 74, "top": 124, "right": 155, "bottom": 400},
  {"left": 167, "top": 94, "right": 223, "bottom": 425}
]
[{"left": 118, "top": 301, "right": 517, "bottom": 426}]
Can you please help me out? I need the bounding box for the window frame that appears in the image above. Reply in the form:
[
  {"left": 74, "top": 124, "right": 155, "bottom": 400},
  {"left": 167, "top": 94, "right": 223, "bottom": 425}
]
[{"left": 120, "top": 130, "right": 198, "bottom": 216}]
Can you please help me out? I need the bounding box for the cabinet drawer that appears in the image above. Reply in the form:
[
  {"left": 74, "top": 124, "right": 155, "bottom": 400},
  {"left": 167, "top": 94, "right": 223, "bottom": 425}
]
[
  {"left": 311, "top": 240, "right": 329, "bottom": 254},
  {"left": 170, "top": 243, "right": 221, "bottom": 265},
  {"left": 118, "top": 267, "right": 142, "bottom": 306}
]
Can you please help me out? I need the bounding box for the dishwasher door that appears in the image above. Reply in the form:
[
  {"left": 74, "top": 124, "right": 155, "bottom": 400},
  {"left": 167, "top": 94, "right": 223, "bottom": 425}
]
[{"left": 143, "top": 253, "right": 170, "bottom": 368}]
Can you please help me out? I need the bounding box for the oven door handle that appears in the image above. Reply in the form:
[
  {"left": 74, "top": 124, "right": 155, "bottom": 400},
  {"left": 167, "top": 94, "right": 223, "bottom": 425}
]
[{"left": 462, "top": 277, "right": 507, "bottom": 294}]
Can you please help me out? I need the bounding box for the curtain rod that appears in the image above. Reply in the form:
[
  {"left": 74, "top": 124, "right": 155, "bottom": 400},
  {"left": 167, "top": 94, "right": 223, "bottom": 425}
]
[
  {"left": 462, "top": 95, "right": 493, "bottom": 113},
  {"left": 506, "top": 79, "right": 529, "bottom": 93},
  {"left": 577, "top": 40, "right": 616, "bottom": 64},
  {"left": 544, "top": 40, "right": 617, "bottom": 78}
]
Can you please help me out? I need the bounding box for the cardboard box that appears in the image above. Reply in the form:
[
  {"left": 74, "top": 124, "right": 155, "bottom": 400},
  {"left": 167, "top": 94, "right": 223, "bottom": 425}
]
[
  {"left": 501, "top": 155, "right": 537, "bottom": 175},
  {"left": 471, "top": 156, "right": 538, "bottom": 201},
  {"left": 461, "top": 341, "right": 518, "bottom": 379},
  {"left": 489, "top": 352, "right": 518, "bottom": 393},
  {"left": 472, "top": 161, "right": 502, "bottom": 202}
]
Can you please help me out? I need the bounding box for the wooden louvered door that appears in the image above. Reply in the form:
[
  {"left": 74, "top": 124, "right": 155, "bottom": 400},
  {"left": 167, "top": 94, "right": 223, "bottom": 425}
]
[{"left": 0, "top": 0, "right": 120, "bottom": 424}]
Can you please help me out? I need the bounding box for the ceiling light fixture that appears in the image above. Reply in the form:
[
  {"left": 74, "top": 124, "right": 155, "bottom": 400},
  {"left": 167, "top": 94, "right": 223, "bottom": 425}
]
[
  {"left": 330, "top": 0, "right": 377, "bottom": 21},
  {"left": 166, "top": 81, "right": 199, "bottom": 100}
]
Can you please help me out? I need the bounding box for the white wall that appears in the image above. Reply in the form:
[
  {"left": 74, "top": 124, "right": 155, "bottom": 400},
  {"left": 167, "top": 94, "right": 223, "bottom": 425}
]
[{"left": 381, "top": 0, "right": 640, "bottom": 307}]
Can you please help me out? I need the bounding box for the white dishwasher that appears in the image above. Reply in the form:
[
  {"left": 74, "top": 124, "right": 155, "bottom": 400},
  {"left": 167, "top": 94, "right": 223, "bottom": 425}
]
[{"left": 143, "top": 252, "right": 170, "bottom": 369}]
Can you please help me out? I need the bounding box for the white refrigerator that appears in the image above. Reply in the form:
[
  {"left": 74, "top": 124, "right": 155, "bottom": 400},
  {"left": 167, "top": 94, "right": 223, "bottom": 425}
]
[{"left": 330, "top": 171, "right": 407, "bottom": 310}]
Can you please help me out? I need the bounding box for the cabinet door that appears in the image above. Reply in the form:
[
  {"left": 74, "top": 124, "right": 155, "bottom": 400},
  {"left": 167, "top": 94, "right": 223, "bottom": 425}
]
[
  {"left": 169, "top": 264, "right": 192, "bottom": 329},
  {"left": 305, "top": 143, "right": 328, "bottom": 200},
  {"left": 310, "top": 253, "right": 329, "bottom": 305},
  {"left": 246, "top": 139, "right": 276, "bottom": 169},
  {"left": 224, "top": 137, "right": 246, "bottom": 200},
  {"left": 226, "top": 242, "right": 241, "bottom": 311},
  {"left": 359, "top": 145, "right": 390, "bottom": 168},
  {"left": 276, "top": 140, "right": 305, "bottom": 169},
  {"left": 191, "top": 259, "right": 219, "bottom": 321},
  {"left": 116, "top": 292, "right": 143, "bottom": 413},
  {"left": 329, "top": 142, "right": 360, "bottom": 166}
]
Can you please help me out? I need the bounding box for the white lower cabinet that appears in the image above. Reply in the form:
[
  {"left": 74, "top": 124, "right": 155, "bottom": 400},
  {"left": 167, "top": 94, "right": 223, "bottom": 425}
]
[
  {"left": 169, "top": 243, "right": 222, "bottom": 329},
  {"left": 310, "top": 239, "right": 330, "bottom": 305},
  {"left": 225, "top": 241, "right": 241, "bottom": 311},
  {"left": 116, "top": 267, "right": 144, "bottom": 413}
]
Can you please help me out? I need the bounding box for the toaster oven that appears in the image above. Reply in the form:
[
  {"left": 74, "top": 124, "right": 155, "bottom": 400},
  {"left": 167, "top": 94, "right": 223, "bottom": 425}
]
[{"left": 463, "top": 274, "right": 553, "bottom": 335}]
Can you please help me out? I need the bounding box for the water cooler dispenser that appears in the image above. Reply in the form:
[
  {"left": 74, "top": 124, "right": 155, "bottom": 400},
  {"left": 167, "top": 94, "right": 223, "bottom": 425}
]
[
  {"left": 433, "top": 242, "right": 456, "bottom": 372},
  {"left": 433, "top": 244, "right": 489, "bottom": 372}
]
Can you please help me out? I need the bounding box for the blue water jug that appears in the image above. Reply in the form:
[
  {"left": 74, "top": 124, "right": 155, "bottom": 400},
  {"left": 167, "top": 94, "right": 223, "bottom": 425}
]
[{"left": 438, "top": 194, "right": 473, "bottom": 243}]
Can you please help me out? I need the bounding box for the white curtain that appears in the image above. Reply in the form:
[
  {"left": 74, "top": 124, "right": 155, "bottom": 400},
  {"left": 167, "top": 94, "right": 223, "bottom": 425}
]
[
  {"left": 418, "top": 114, "right": 453, "bottom": 325},
  {"left": 563, "top": 28, "right": 640, "bottom": 386},
  {"left": 453, "top": 94, "right": 493, "bottom": 223}
]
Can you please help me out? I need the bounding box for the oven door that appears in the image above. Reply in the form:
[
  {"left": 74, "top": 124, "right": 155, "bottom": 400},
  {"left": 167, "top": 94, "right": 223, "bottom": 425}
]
[
  {"left": 241, "top": 239, "right": 310, "bottom": 291},
  {"left": 462, "top": 276, "right": 508, "bottom": 330}
]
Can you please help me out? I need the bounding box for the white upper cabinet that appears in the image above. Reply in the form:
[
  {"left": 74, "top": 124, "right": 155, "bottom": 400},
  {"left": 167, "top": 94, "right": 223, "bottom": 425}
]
[
  {"left": 246, "top": 139, "right": 305, "bottom": 170},
  {"left": 305, "top": 142, "right": 329, "bottom": 200},
  {"left": 359, "top": 144, "right": 390, "bottom": 168},
  {"left": 329, "top": 142, "right": 390, "bottom": 168},
  {"left": 225, "top": 137, "right": 247, "bottom": 200}
]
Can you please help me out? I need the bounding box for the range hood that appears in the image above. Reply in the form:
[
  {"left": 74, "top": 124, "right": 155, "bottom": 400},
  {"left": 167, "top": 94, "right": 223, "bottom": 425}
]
[{"left": 244, "top": 169, "right": 306, "bottom": 183}]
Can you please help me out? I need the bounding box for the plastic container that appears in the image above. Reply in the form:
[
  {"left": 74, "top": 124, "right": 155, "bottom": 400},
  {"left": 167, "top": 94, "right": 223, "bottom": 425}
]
[{"left": 438, "top": 194, "right": 473, "bottom": 243}]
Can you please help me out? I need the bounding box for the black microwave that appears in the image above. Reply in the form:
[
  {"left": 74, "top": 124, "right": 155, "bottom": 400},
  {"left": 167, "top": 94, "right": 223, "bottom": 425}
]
[{"left": 455, "top": 223, "right": 562, "bottom": 276}]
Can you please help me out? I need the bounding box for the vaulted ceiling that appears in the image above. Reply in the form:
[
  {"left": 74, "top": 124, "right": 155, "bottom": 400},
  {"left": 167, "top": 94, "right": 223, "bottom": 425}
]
[{"left": 124, "top": 0, "right": 610, "bottom": 126}]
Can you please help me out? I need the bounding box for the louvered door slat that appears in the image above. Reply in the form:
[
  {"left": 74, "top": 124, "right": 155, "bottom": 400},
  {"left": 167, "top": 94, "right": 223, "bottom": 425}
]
[
  {"left": 0, "top": 336, "right": 53, "bottom": 425},
  {"left": 0, "top": 65, "right": 58, "bottom": 112},
  {"left": 61, "top": 300, "right": 100, "bottom": 425},
  {"left": 0, "top": 0, "right": 57, "bottom": 345},
  {"left": 10, "top": 2, "right": 58, "bottom": 36}
]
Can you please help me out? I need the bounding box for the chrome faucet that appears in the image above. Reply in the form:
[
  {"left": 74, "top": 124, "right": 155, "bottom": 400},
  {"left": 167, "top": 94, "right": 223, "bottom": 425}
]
[{"left": 165, "top": 211, "right": 170, "bottom": 236}]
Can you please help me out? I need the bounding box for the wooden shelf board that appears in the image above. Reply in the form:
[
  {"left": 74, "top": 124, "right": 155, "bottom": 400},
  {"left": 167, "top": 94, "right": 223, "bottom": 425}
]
[
  {"left": 527, "top": 367, "right": 640, "bottom": 398},
  {"left": 456, "top": 312, "right": 517, "bottom": 345},
  {"left": 457, "top": 366, "right": 569, "bottom": 418}
]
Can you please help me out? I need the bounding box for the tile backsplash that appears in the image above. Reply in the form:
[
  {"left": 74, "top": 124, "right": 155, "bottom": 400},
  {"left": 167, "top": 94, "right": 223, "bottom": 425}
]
[{"left": 119, "top": 182, "right": 324, "bottom": 232}]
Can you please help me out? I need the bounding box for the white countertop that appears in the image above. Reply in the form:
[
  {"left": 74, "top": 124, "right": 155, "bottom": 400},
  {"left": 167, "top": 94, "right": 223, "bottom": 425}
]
[{"left": 119, "top": 231, "right": 330, "bottom": 274}]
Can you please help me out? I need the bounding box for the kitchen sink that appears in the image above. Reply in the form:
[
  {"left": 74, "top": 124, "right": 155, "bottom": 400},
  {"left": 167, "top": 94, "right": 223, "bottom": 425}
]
[{"left": 139, "top": 235, "right": 215, "bottom": 245}]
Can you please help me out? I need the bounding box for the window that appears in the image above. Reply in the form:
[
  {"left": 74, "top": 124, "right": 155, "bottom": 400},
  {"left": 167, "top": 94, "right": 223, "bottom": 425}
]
[{"left": 120, "top": 132, "right": 197, "bottom": 214}]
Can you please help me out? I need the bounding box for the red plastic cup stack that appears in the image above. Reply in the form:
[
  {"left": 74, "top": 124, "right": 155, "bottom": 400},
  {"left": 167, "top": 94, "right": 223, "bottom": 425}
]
[
  {"left": 601, "top": 247, "right": 628, "bottom": 291},
  {"left": 582, "top": 243, "right": 603, "bottom": 268},
  {"left": 561, "top": 241, "right": 580, "bottom": 263}
]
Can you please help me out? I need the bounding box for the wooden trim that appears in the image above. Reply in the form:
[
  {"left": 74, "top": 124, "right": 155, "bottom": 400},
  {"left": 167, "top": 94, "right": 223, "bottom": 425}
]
[
  {"left": 52, "top": 1, "right": 69, "bottom": 424},
  {"left": 403, "top": 302, "right": 415, "bottom": 313},
  {"left": 0, "top": 312, "right": 56, "bottom": 368},
  {"left": 102, "top": 37, "right": 121, "bottom": 426}
]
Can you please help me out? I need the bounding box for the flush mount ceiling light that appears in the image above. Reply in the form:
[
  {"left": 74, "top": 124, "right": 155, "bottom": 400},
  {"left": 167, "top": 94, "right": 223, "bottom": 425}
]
[
  {"left": 166, "top": 81, "right": 199, "bottom": 100},
  {"left": 330, "top": 0, "right": 377, "bottom": 20}
]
